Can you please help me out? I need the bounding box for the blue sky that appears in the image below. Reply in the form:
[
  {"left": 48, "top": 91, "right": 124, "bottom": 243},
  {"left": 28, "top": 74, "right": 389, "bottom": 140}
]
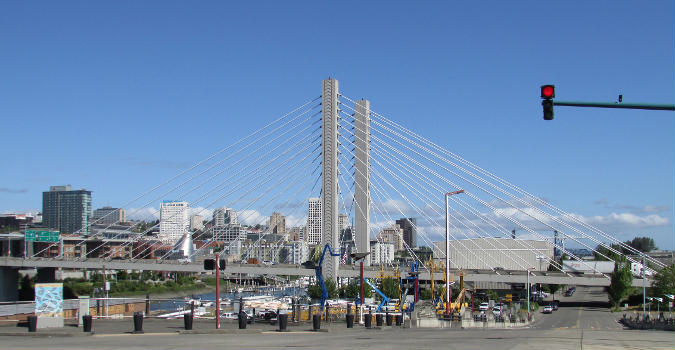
[{"left": 1, "top": 1, "right": 673, "bottom": 249}]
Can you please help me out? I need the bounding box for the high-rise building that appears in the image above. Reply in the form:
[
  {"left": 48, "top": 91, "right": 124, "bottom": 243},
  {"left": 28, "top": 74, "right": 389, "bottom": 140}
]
[
  {"left": 226, "top": 208, "right": 238, "bottom": 225},
  {"left": 376, "top": 224, "right": 404, "bottom": 251},
  {"left": 190, "top": 214, "right": 204, "bottom": 231},
  {"left": 288, "top": 226, "right": 306, "bottom": 241},
  {"left": 159, "top": 201, "right": 189, "bottom": 244},
  {"left": 338, "top": 214, "right": 348, "bottom": 233},
  {"left": 269, "top": 212, "right": 286, "bottom": 235},
  {"left": 280, "top": 240, "right": 309, "bottom": 264},
  {"left": 213, "top": 207, "right": 237, "bottom": 226},
  {"left": 370, "top": 241, "right": 394, "bottom": 265},
  {"left": 212, "top": 224, "right": 245, "bottom": 242},
  {"left": 307, "top": 198, "right": 322, "bottom": 244},
  {"left": 93, "top": 206, "right": 126, "bottom": 225},
  {"left": 396, "top": 217, "right": 417, "bottom": 248},
  {"left": 42, "top": 185, "right": 92, "bottom": 235}
]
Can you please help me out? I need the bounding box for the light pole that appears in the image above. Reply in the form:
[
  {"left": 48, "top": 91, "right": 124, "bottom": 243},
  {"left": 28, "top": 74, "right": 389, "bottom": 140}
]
[
  {"left": 642, "top": 253, "right": 646, "bottom": 316},
  {"left": 350, "top": 252, "right": 370, "bottom": 324},
  {"left": 527, "top": 268, "right": 534, "bottom": 320},
  {"left": 445, "top": 190, "right": 464, "bottom": 315}
]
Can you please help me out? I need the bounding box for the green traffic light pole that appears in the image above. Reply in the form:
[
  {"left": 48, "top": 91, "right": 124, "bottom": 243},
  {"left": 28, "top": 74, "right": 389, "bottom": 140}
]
[{"left": 552, "top": 100, "right": 674, "bottom": 111}]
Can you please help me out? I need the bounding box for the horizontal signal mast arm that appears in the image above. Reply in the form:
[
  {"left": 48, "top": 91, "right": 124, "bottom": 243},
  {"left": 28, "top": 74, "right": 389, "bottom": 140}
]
[{"left": 553, "top": 101, "right": 675, "bottom": 111}]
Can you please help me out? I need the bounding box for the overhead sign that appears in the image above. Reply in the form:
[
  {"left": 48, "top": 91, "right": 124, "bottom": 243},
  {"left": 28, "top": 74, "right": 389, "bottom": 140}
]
[{"left": 25, "top": 230, "right": 60, "bottom": 242}]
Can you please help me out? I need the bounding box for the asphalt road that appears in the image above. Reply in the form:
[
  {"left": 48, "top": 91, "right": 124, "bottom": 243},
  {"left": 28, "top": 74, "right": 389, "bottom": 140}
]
[
  {"left": 532, "top": 286, "right": 623, "bottom": 331},
  {"left": 1, "top": 287, "right": 672, "bottom": 350}
]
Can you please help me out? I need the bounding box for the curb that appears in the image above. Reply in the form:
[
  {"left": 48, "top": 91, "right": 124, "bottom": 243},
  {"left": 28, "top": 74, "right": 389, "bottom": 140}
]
[
  {"left": 178, "top": 329, "right": 263, "bottom": 335},
  {"left": 0, "top": 331, "right": 93, "bottom": 337}
]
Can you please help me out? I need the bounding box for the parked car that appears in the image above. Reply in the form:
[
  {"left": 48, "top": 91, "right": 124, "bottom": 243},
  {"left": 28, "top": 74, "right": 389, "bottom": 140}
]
[
  {"left": 479, "top": 302, "right": 490, "bottom": 311},
  {"left": 542, "top": 306, "right": 553, "bottom": 314}
]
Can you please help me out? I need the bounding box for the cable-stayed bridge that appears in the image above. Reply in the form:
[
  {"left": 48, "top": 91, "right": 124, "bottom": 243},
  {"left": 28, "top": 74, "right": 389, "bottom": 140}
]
[{"left": 0, "top": 79, "right": 661, "bottom": 296}]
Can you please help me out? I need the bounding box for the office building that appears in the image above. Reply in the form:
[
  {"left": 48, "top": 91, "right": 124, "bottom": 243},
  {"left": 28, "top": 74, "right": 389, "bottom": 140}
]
[
  {"left": 396, "top": 217, "right": 417, "bottom": 248},
  {"left": 158, "top": 201, "right": 189, "bottom": 244},
  {"left": 213, "top": 207, "right": 237, "bottom": 226},
  {"left": 42, "top": 185, "right": 92, "bottom": 236},
  {"left": 190, "top": 214, "right": 204, "bottom": 231},
  {"left": 307, "top": 198, "right": 322, "bottom": 244},
  {"left": 269, "top": 212, "right": 286, "bottom": 235},
  {"left": 93, "top": 206, "right": 126, "bottom": 225},
  {"left": 376, "top": 224, "right": 404, "bottom": 251},
  {"left": 288, "top": 226, "right": 306, "bottom": 241},
  {"left": 370, "top": 241, "right": 395, "bottom": 265}
]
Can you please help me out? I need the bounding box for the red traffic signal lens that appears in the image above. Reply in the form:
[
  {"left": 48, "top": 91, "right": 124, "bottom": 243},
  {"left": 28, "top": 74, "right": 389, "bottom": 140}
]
[{"left": 541, "top": 85, "right": 555, "bottom": 99}]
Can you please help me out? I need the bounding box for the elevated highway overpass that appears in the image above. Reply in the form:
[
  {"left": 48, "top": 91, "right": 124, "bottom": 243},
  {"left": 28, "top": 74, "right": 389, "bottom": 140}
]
[{"left": 0, "top": 257, "right": 651, "bottom": 287}]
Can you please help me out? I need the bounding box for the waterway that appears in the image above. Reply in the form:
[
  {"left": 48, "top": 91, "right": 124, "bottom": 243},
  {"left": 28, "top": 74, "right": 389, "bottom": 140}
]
[{"left": 150, "top": 286, "right": 307, "bottom": 313}]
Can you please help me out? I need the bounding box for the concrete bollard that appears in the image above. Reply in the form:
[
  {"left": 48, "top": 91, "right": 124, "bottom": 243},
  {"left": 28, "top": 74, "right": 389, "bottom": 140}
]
[
  {"left": 346, "top": 313, "right": 355, "bottom": 328},
  {"left": 133, "top": 312, "right": 144, "bottom": 333},
  {"left": 238, "top": 311, "right": 247, "bottom": 329},
  {"left": 278, "top": 313, "right": 288, "bottom": 332},
  {"left": 312, "top": 314, "right": 321, "bottom": 331},
  {"left": 27, "top": 315, "right": 37, "bottom": 332},
  {"left": 145, "top": 293, "right": 150, "bottom": 316},
  {"left": 82, "top": 315, "right": 93, "bottom": 332},
  {"left": 183, "top": 313, "right": 193, "bottom": 330}
]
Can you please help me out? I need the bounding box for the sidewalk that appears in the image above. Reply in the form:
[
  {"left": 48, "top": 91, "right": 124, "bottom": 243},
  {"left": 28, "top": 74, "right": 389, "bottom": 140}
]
[{"left": 0, "top": 317, "right": 391, "bottom": 336}]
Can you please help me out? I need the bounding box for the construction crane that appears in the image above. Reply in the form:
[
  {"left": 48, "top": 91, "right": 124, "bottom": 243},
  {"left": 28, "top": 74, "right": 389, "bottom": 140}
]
[
  {"left": 425, "top": 255, "right": 444, "bottom": 307},
  {"left": 315, "top": 243, "right": 342, "bottom": 309},
  {"left": 363, "top": 278, "right": 391, "bottom": 312}
]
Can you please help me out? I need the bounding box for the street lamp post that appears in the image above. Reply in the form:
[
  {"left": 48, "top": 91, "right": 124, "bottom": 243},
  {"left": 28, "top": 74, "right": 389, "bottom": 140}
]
[
  {"left": 527, "top": 268, "right": 534, "bottom": 320},
  {"left": 642, "top": 253, "right": 646, "bottom": 316},
  {"left": 445, "top": 190, "right": 464, "bottom": 315},
  {"left": 350, "top": 252, "right": 370, "bottom": 324}
]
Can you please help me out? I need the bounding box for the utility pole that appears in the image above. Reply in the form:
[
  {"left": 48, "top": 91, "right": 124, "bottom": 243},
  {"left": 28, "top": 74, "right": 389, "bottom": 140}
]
[{"left": 445, "top": 190, "right": 464, "bottom": 315}]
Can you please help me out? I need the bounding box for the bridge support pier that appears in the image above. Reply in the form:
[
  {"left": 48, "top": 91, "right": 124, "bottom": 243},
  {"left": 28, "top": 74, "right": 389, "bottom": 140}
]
[{"left": 0, "top": 267, "right": 19, "bottom": 301}]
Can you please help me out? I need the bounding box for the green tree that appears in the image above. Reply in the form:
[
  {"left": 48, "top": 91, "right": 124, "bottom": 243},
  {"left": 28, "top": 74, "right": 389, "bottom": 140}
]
[
  {"left": 625, "top": 237, "right": 656, "bottom": 253},
  {"left": 307, "top": 279, "right": 338, "bottom": 300},
  {"left": 485, "top": 289, "right": 499, "bottom": 302},
  {"left": 18, "top": 275, "right": 34, "bottom": 301},
  {"left": 594, "top": 243, "right": 622, "bottom": 261},
  {"left": 650, "top": 264, "right": 675, "bottom": 297},
  {"left": 420, "top": 288, "right": 432, "bottom": 300},
  {"left": 608, "top": 259, "right": 633, "bottom": 307},
  {"left": 341, "top": 281, "right": 372, "bottom": 299},
  {"left": 548, "top": 284, "right": 561, "bottom": 300},
  {"left": 116, "top": 270, "right": 129, "bottom": 281},
  {"left": 377, "top": 278, "right": 399, "bottom": 301}
]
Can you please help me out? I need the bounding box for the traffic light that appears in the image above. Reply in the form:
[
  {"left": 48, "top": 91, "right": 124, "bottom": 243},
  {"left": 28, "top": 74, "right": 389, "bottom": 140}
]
[
  {"left": 541, "top": 84, "right": 555, "bottom": 120},
  {"left": 203, "top": 259, "right": 227, "bottom": 270}
]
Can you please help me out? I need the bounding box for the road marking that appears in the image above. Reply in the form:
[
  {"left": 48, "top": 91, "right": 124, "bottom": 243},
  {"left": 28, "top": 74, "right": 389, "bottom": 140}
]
[{"left": 94, "top": 332, "right": 178, "bottom": 337}]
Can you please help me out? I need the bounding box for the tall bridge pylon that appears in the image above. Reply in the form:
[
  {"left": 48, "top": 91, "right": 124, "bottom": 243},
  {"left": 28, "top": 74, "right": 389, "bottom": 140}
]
[{"left": 322, "top": 78, "right": 372, "bottom": 281}]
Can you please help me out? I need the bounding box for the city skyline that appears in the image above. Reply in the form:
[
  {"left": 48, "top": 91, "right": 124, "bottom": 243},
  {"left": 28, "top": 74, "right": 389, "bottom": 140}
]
[{"left": 0, "top": 2, "right": 672, "bottom": 250}]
